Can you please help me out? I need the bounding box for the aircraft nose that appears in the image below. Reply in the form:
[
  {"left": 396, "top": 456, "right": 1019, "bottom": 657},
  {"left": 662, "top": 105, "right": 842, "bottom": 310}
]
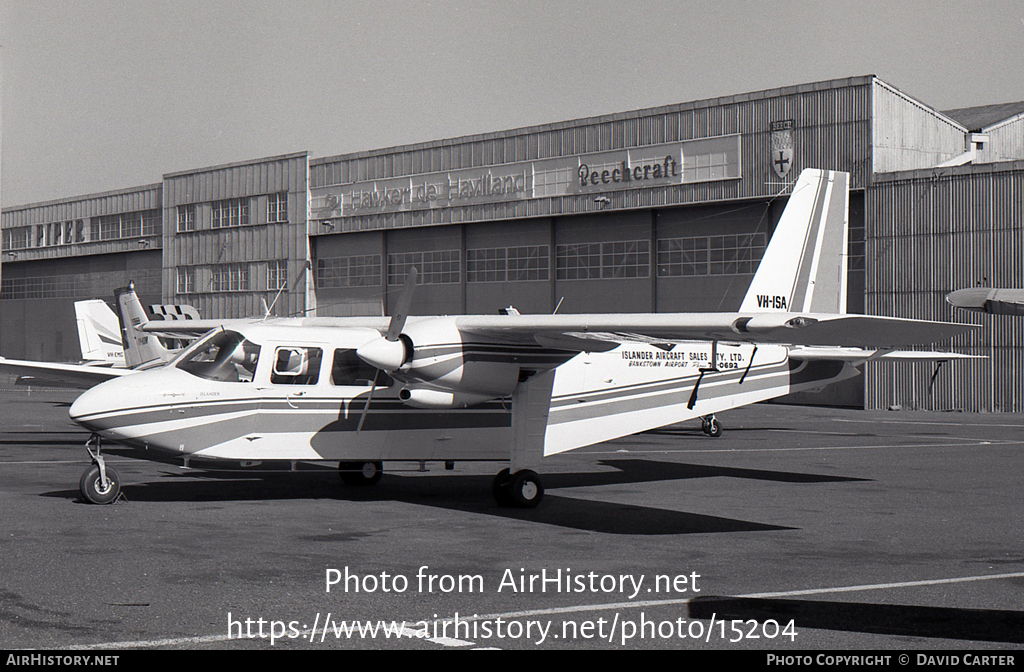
[{"left": 69, "top": 382, "right": 115, "bottom": 431}]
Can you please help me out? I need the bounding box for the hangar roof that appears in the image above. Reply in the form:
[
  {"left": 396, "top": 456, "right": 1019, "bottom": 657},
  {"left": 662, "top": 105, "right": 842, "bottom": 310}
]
[{"left": 942, "top": 101, "right": 1024, "bottom": 131}]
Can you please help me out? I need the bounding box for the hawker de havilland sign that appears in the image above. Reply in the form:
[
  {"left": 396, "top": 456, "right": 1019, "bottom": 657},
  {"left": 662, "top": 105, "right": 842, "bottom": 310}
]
[{"left": 310, "top": 135, "right": 741, "bottom": 220}]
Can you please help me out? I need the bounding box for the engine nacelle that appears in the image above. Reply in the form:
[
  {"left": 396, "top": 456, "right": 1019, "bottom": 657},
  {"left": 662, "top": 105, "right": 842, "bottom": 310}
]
[
  {"left": 357, "top": 316, "right": 521, "bottom": 398},
  {"left": 400, "top": 316, "right": 520, "bottom": 397},
  {"left": 399, "top": 388, "right": 498, "bottom": 409}
]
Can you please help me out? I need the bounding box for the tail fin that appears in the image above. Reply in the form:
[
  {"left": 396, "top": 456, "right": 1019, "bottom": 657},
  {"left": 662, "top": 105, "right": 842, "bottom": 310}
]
[
  {"left": 115, "top": 282, "right": 172, "bottom": 368},
  {"left": 739, "top": 169, "right": 849, "bottom": 314},
  {"left": 74, "top": 300, "right": 126, "bottom": 366}
]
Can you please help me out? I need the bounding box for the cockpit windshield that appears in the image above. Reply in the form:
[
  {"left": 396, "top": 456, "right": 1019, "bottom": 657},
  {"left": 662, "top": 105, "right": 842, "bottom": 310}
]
[{"left": 176, "top": 330, "right": 260, "bottom": 382}]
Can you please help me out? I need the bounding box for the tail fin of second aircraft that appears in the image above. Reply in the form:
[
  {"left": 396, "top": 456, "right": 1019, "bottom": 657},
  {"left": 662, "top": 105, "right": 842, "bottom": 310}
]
[
  {"left": 75, "top": 300, "right": 126, "bottom": 366},
  {"left": 115, "top": 282, "right": 172, "bottom": 368},
  {"left": 739, "top": 168, "right": 849, "bottom": 314}
]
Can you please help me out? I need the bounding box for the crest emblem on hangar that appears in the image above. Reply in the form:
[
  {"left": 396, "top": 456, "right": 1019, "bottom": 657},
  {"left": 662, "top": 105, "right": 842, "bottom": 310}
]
[{"left": 770, "top": 120, "right": 794, "bottom": 179}]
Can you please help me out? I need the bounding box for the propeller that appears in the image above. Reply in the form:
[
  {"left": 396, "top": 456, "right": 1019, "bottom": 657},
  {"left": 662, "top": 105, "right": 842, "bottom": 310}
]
[
  {"left": 356, "top": 267, "right": 417, "bottom": 372},
  {"left": 355, "top": 268, "right": 417, "bottom": 432},
  {"left": 354, "top": 268, "right": 413, "bottom": 372}
]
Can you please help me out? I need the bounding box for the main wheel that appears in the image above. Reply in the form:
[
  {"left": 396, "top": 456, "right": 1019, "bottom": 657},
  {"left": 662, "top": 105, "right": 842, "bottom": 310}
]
[
  {"left": 706, "top": 417, "right": 722, "bottom": 437},
  {"left": 79, "top": 464, "right": 120, "bottom": 504},
  {"left": 339, "top": 461, "right": 383, "bottom": 486},
  {"left": 508, "top": 470, "right": 544, "bottom": 508}
]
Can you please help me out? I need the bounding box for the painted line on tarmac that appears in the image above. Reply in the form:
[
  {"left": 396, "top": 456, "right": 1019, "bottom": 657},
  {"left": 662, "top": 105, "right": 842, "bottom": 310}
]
[
  {"left": 65, "top": 571, "right": 1024, "bottom": 651},
  {"left": 582, "top": 438, "right": 1024, "bottom": 455},
  {"left": 833, "top": 417, "right": 1024, "bottom": 429}
]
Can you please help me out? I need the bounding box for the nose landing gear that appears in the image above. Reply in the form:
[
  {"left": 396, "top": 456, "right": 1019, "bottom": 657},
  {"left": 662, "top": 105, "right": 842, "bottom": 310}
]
[{"left": 81, "top": 434, "right": 122, "bottom": 504}]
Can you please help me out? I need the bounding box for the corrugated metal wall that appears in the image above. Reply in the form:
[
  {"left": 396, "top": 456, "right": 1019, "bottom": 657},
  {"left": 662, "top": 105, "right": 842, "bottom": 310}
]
[
  {"left": 872, "top": 80, "right": 968, "bottom": 173},
  {"left": 1, "top": 184, "right": 163, "bottom": 261},
  {"left": 977, "top": 116, "right": 1024, "bottom": 163},
  {"left": 866, "top": 162, "right": 1024, "bottom": 412},
  {"left": 162, "top": 153, "right": 310, "bottom": 319},
  {"left": 310, "top": 76, "right": 878, "bottom": 232}
]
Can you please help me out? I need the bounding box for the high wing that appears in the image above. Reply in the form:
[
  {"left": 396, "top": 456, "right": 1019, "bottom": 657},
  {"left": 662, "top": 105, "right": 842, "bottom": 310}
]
[
  {"left": 0, "top": 357, "right": 132, "bottom": 389},
  {"left": 452, "top": 311, "right": 974, "bottom": 350}
]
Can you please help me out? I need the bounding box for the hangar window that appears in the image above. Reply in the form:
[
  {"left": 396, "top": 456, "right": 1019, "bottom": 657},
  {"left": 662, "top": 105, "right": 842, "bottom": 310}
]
[
  {"left": 601, "top": 240, "right": 649, "bottom": 279},
  {"left": 177, "top": 205, "right": 196, "bottom": 232},
  {"left": 317, "top": 255, "right": 382, "bottom": 287},
  {"left": 268, "top": 260, "right": 288, "bottom": 290},
  {"left": 555, "top": 243, "right": 601, "bottom": 280},
  {"left": 556, "top": 240, "right": 649, "bottom": 280},
  {"left": 212, "top": 198, "right": 250, "bottom": 228},
  {"left": 2, "top": 227, "right": 32, "bottom": 250},
  {"left": 388, "top": 250, "right": 460, "bottom": 285},
  {"left": 210, "top": 263, "right": 251, "bottom": 292},
  {"left": 267, "top": 193, "right": 288, "bottom": 223},
  {"left": 468, "top": 246, "right": 549, "bottom": 282},
  {"left": 657, "top": 233, "right": 766, "bottom": 277},
  {"left": 271, "top": 346, "right": 323, "bottom": 385},
  {"left": 177, "top": 330, "right": 261, "bottom": 383},
  {"left": 177, "top": 267, "right": 195, "bottom": 294}
]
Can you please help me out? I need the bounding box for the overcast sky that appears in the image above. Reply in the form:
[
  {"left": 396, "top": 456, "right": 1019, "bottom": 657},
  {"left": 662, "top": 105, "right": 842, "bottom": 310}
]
[{"left": 2, "top": 0, "right": 1022, "bottom": 207}]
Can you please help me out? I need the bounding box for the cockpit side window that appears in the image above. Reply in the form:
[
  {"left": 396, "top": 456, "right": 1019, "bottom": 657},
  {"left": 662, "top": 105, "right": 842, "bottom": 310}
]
[
  {"left": 176, "top": 331, "right": 260, "bottom": 382},
  {"left": 331, "top": 349, "right": 391, "bottom": 387},
  {"left": 271, "top": 346, "right": 323, "bottom": 385}
]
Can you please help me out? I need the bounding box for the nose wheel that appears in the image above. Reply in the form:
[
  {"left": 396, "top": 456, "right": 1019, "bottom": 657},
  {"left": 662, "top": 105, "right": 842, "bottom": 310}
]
[{"left": 81, "top": 434, "right": 122, "bottom": 504}]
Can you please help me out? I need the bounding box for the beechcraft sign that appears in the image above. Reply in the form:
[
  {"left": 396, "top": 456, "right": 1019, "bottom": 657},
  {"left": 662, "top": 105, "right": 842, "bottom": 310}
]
[{"left": 770, "top": 120, "right": 794, "bottom": 179}]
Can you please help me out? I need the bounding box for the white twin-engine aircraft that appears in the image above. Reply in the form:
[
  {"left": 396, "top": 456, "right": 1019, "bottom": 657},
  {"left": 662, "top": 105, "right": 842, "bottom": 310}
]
[{"left": 68, "top": 169, "right": 975, "bottom": 507}]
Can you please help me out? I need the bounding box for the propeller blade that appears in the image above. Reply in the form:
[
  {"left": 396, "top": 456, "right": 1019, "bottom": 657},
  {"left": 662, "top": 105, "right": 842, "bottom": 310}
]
[
  {"left": 356, "top": 370, "right": 382, "bottom": 433},
  {"left": 386, "top": 267, "right": 418, "bottom": 342}
]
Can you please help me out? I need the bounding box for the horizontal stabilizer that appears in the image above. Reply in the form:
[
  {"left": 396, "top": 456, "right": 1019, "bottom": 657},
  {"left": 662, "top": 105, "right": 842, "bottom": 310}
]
[
  {"left": 946, "top": 288, "right": 1024, "bottom": 316},
  {"left": 788, "top": 347, "right": 984, "bottom": 362}
]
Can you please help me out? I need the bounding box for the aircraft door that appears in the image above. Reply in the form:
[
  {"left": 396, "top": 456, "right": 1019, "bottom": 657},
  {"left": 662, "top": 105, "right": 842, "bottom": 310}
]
[{"left": 251, "top": 345, "right": 329, "bottom": 458}]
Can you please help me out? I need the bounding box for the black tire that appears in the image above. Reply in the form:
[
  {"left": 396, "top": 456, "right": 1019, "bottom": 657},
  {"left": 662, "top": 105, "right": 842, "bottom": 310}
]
[
  {"left": 508, "top": 469, "right": 544, "bottom": 508},
  {"left": 707, "top": 417, "right": 722, "bottom": 438},
  {"left": 80, "top": 464, "right": 120, "bottom": 505},
  {"left": 339, "top": 461, "right": 383, "bottom": 486},
  {"left": 492, "top": 468, "right": 513, "bottom": 506}
]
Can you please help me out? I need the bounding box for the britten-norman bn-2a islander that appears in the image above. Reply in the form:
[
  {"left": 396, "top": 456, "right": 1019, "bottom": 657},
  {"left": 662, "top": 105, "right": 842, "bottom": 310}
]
[{"left": 68, "top": 169, "right": 976, "bottom": 507}]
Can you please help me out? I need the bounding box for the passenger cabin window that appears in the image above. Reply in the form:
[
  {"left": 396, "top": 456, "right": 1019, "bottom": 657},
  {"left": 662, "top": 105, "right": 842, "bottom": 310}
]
[
  {"left": 271, "top": 347, "right": 323, "bottom": 385},
  {"left": 177, "top": 331, "right": 260, "bottom": 382},
  {"left": 331, "top": 349, "right": 391, "bottom": 387}
]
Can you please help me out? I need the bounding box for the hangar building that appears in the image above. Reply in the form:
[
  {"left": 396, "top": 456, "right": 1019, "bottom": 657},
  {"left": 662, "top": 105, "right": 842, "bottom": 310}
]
[{"left": 3, "top": 75, "right": 1023, "bottom": 411}]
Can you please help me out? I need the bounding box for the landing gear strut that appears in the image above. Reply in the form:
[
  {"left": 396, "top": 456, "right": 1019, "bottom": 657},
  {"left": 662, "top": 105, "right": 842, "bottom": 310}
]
[
  {"left": 492, "top": 468, "right": 544, "bottom": 508},
  {"left": 80, "top": 434, "right": 121, "bottom": 504},
  {"left": 338, "top": 460, "right": 383, "bottom": 486},
  {"left": 701, "top": 414, "right": 722, "bottom": 437}
]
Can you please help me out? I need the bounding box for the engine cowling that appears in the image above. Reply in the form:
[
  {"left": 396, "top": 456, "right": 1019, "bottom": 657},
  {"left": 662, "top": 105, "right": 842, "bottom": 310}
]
[{"left": 356, "top": 316, "right": 520, "bottom": 402}]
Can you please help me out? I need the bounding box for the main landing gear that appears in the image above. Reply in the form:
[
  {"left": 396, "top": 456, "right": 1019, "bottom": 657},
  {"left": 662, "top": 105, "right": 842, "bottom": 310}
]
[
  {"left": 701, "top": 414, "right": 722, "bottom": 438},
  {"left": 338, "top": 460, "right": 383, "bottom": 486},
  {"left": 492, "top": 468, "right": 544, "bottom": 508},
  {"left": 80, "top": 434, "right": 121, "bottom": 504}
]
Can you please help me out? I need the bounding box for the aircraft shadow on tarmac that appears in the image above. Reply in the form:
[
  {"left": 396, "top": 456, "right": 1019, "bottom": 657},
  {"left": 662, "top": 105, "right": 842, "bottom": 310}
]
[
  {"left": 689, "top": 596, "right": 1024, "bottom": 644},
  {"left": 45, "top": 458, "right": 867, "bottom": 536}
]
